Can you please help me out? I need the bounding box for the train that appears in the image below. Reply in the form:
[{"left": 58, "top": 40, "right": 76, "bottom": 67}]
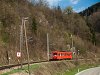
[{"left": 50, "top": 51, "right": 73, "bottom": 60}]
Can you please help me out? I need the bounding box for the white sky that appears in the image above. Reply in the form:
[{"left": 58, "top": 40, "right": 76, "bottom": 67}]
[{"left": 70, "top": 0, "right": 80, "bottom": 4}]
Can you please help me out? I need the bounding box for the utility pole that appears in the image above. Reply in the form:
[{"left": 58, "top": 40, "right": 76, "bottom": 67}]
[
  {"left": 71, "top": 34, "right": 73, "bottom": 49},
  {"left": 19, "top": 18, "right": 24, "bottom": 69},
  {"left": 71, "top": 34, "right": 76, "bottom": 59},
  {"left": 47, "top": 33, "right": 49, "bottom": 61},
  {"left": 23, "top": 17, "right": 31, "bottom": 75}
]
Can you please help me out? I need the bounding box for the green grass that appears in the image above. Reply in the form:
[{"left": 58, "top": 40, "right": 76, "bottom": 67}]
[
  {"left": 0, "top": 64, "right": 3, "bottom": 67},
  {"left": 1, "top": 64, "right": 39, "bottom": 75}
]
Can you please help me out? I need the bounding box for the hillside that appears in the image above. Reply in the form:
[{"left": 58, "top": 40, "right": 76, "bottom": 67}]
[
  {"left": 79, "top": 2, "right": 100, "bottom": 46},
  {"left": 0, "top": 0, "right": 100, "bottom": 65},
  {"left": 79, "top": 2, "right": 100, "bottom": 16}
]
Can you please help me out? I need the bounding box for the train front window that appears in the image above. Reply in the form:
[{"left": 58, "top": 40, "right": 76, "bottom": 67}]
[{"left": 53, "top": 53, "right": 57, "bottom": 55}]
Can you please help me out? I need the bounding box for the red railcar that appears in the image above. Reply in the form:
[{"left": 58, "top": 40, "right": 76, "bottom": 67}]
[{"left": 50, "top": 51, "right": 72, "bottom": 60}]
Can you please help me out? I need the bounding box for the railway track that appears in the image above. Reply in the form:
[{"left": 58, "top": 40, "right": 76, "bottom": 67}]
[
  {"left": 0, "top": 60, "right": 48, "bottom": 70},
  {"left": 0, "top": 59, "right": 74, "bottom": 71},
  {"left": 0, "top": 58, "right": 99, "bottom": 71},
  {"left": 0, "top": 59, "right": 80, "bottom": 70}
]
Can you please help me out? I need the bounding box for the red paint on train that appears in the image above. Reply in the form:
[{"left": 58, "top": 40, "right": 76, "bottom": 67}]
[{"left": 50, "top": 51, "right": 72, "bottom": 60}]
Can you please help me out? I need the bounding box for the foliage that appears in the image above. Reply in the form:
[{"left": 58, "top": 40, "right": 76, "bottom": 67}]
[
  {"left": 64, "top": 6, "right": 73, "bottom": 14},
  {"left": 0, "top": 20, "right": 9, "bottom": 44},
  {"left": 79, "top": 2, "right": 100, "bottom": 45},
  {"left": 0, "top": 0, "right": 99, "bottom": 65},
  {"left": 33, "top": 0, "right": 48, "bottom": 7},
  {"left": 32, "top": 18, "right": 37, "bottom": 34},
  {"left": 1, "top": 32, "right": 9, "bottom": 43},
  {"left": 79, "top": 2, "right": 100, "bottom": 16}
]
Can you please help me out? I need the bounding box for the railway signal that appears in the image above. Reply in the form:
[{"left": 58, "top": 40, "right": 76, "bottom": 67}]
[
  {"left": 17, "top": 52, "right": 21, "bottom": 58},
  {"left": 17, "top": 52, "right": 21, "bottom": 70}
]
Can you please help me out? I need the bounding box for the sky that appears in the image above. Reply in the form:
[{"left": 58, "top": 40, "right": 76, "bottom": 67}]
[{"left": 46, "top": 0, "right": 100, "bottom": 12}]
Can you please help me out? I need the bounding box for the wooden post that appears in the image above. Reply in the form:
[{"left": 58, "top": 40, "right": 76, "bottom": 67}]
[
  {"left": 47, "top": 33, "right": 49, "bottom": 61},
  {"left": 23, "top": 19, "right": 30, "bottom": 75},
  {"left": 20, "top": 24, "right": 23, "bottom": 69}
]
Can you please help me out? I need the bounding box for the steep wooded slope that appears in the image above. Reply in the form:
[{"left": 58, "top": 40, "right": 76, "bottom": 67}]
[{"left": 0, "top": 0, "right": 99, "bottom": 65}]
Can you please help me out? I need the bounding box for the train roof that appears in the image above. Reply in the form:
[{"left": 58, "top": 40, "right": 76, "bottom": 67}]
[{"left": 52, "top": 50, "right": 72, "bottom": 53}]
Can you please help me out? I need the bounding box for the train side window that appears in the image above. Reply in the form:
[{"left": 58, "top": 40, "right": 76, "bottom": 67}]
[
  {"left": 66, "top": 53, "right": 68, "bottom": 56},
  {"left": 58, "top": 53, "right": 60, "bottom": 56},
  {"left": 67, "top": 53, "right": 71, "bottom": 56},
  {"left": 61, "top": 53, "right": 62, "bottom": 56},
  {"left": 62, "top": 53, "right": 65, "bottom": 56},
  {"left": 61, "top": 53, "right": 63, "bottom": 56},
  {"left": 60, "top": 53, "right": 61, "bottom": 56},
  {"left": 64, "top": 53, "right": 66, "bottom": 56},
  {"left": 66, "top": 53, "right": 67, "bottom": 56},
  {"left": 62, "top": 53, "right": 64, "bottom": 56}
]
